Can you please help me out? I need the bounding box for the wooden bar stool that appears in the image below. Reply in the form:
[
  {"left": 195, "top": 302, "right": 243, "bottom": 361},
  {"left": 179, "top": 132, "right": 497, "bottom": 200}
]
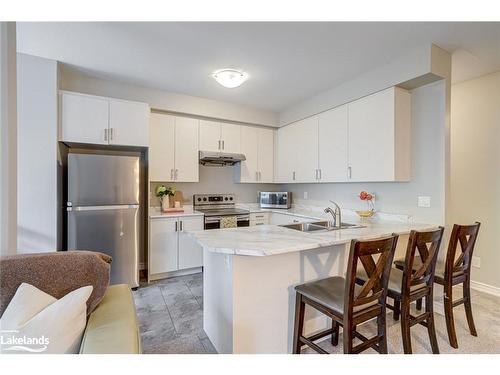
[
  {"left": 394, "top": 222, "right": 481, "bottom": 348},
  {"left": 359, "top": 227, "right": 444, "bottom": 354},
  {"left": 292, "top": 234, "right": 398, "bottom": 354}
]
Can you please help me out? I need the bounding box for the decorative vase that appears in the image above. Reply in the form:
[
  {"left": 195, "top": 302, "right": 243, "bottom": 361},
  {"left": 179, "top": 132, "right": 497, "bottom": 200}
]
[
  {"left": 356, "top": 199, "right": 375, "bottom": 218},
  {"left": 160, "top": 197, "right": 169, "bottom": 212}
]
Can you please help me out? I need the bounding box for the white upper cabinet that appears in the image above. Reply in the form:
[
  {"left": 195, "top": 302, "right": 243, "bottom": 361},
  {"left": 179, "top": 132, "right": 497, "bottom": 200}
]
[
  {"left": 149, "top": 113, "right": 199, "bottom": 182},
  {"left": 239, "top": 126, "right": 274, "bottom": 183},
  {"left": 276, "top": 86, "right": 411, "bottom": 183},
  {"left": 239, "top": 126, "right": 259, "bottom": 182},
  {"left": 220, "top": 123, "right": 241, "bottom": 153},
  {"left": 109, "top": 100, "right": 149, "bottom": 147},
  {"left": 294, "top": 116, "right": 319, "bottom": 183},
  {"left": 60, "top": 91, "right": 150, "bottom": 147},
  {"left": 174, "top": 117, "right": 199, "bottom": 182},
  {"left": 60, "top": 92, "right": 109, "bottom": 145},
  {"left": 149, "top": 113, "right": 175, "bottom": 182},
  {"left": 277, "top": 121, "right": 299, "bottom": 182},
  {"left": 199, "top": 120, "right": 241, "bottom": 153},
  {"left": 257, "top": 128, "right": 274, "bottom": 183},
  {"left": 318, "top": 105, "right": 349, "bottom": 182},
  {"left": 348, "top": 87, "right": 410, "bottom": 182},
  {"left": 199, "top": 120, "right": 221, "bottom": 152}
]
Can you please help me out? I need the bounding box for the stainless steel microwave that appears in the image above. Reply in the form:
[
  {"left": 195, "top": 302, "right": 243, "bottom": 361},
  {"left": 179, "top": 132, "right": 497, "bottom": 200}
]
[{"left": 259, "top": 192, "right": 292, "bottom": 209}]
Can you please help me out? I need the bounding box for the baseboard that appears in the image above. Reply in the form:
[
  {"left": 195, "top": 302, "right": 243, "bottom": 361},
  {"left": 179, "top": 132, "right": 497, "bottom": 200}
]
[{"left": 471, "top": 280, "right": 500, "bottom": 297}]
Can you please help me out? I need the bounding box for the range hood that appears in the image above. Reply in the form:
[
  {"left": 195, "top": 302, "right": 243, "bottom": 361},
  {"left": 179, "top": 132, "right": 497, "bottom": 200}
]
[{"left": 199, "top": 151, "right": 246, "bottom": 166}]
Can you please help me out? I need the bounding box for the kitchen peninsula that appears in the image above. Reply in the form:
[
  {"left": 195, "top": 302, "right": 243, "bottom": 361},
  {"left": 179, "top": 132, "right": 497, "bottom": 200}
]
[{"left": 189, "top": 213, "right": 436, "bottom": 354}]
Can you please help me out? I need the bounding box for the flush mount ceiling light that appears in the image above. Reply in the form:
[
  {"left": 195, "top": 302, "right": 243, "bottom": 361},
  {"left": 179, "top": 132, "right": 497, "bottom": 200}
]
[{"left": 212, "top": 69, "right": 248, "bottom": 88}]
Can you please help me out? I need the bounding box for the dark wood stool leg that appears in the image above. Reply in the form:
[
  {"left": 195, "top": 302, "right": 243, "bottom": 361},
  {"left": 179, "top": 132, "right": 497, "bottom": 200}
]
[
  {"left": 331, "top": 319, "right": 339, "bottom": 346},
  {"left": 343, "top": 322, "right": 353, "bottom": 354},
  {"left": 292, "top": 293, "right": 305, "bottom": 354},
  {"left": 463, "top": 279, "right": 478, "bottom": 336},
  {"left": 401, "top": 300, "right": 412, "bottom": 354},
  {"left": 444, "top": 286, "right": 459, "bottom": 348},
  {"left": 377, "top": 314, "right": 388, "bottom": 354},
  {"left": 393, "top": 297, "right": 401, "bottom": 321},
  {"left": 425, "top": 294, "right": 439, "bottom": 354},
  {"left": 416, "top": 298, "right": 423, "bottom": 310}
]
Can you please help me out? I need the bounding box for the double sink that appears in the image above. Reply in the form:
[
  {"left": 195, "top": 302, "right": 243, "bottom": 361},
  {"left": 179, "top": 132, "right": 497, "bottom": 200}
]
[{"left": 281, "top": 221, "right": 365, "bottom": 232}]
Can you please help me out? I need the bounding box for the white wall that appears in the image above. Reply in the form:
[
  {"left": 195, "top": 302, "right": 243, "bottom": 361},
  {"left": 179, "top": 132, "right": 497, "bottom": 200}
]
[
  {"left": 279, "top": 44, "right": 447, "bottom": 126},
  {"left": 16, "top": 53, "right": 59, "bottom": 253},
  {"left": 60, "top": 67, "right": 279, "bottom": 127},
  {"left": 450, "top": 71, "right": 500, "bottom": 290},
  {"left": 150, "top": 166, "right": 280, "bottom": 207},
  {"left": 281, "top": 81, "right": 447, "bottom": 224},
  {"left": 0, "top": 22, "right": 17, "bottom": 256}
]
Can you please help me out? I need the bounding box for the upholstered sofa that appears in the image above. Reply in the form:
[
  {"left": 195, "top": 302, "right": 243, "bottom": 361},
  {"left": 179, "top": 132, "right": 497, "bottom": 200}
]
[{"left": 0, "top": 251, "right": 141, "bottom": 354}]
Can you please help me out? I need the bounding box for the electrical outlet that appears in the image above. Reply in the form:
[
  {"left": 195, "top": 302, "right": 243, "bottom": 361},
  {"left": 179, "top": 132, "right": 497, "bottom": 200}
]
[
  {"left": 418, "top": 196, "right": 431, "bottom": 208},
  {"left": 472, "top": 256, "right": 481, "bottom": 268},
  {"left": 303, "top": 191, "right": 308, "bottom": 200}
]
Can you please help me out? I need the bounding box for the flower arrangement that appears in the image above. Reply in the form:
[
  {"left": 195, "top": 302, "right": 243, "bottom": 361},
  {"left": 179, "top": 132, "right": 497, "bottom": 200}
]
[
  {"left": 357, "top": 191, "right": 375, "bottom": 218},
  {"left": 155, "top": 185, "right": 175, "bottom": 211}
]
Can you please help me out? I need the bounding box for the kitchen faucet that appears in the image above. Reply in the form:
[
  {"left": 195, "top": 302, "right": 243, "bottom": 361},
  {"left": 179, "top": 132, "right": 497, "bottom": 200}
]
[{"left": 324, "top": 201, "right": 342, "bottom": 228}]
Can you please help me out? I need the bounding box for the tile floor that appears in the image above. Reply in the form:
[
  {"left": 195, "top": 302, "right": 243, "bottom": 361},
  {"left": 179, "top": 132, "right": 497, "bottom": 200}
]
[{"left": 133, "top": 272, "right": 500, "bottom": 354}]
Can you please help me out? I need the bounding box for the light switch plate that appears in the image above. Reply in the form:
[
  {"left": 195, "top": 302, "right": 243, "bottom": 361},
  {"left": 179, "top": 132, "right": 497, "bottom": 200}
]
[
  {"left": 418, "top": 196, "right": 431, "bottom": 208},
  {"left": 472, "top": 256, "right": 481, "bottom": 268},
  {"left": 303, "top": 192, "right": 308, "bottom": 200}
]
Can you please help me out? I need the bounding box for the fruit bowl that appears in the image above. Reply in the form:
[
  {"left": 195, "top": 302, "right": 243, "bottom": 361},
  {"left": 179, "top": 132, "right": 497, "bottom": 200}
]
[{"left": 356, "top": 210, "right": 375, "bottom": 218}]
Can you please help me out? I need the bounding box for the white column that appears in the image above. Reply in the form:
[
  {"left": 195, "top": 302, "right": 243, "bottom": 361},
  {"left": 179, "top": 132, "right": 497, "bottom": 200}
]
[{"left": 0, "top": 22, "right": 17, "bottom": 256}]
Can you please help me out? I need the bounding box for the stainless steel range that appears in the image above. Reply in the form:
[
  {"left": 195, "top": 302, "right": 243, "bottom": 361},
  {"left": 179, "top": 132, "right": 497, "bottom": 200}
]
[{"left": 193, "top": 194, "right": 250, "bottom": 230}]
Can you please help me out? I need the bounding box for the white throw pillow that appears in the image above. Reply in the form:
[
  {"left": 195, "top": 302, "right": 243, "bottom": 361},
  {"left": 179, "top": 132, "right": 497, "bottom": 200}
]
[{"left": 0, "top": 283, "right": 93, "bottom": 354}]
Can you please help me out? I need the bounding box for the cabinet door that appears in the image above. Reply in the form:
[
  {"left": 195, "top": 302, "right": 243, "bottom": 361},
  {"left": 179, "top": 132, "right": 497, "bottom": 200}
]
[
  {"left": 60, "top": 92, "right": 109, "bottom": 145},
  {"left": 258, "top": 128, "right": 274, "bottom": 183},
  {"left": 178, "top": 216, "right": 204, "bottom": 269},
  {"left": 239, "top": 126, "right": 259, "bottom": 182},
  {"left": 174, "top": 117, "right": 199, "bottom": 182},
  {"left": 318, "top": 105, "right": 348, "bottom": 182},
  {"left": 348, "top": 88, "right": 395, "bottom": 182},
  {"left": 199, "top": 120, "right": 221, "bottom": 152},
  {"left": 221, "top": 123, "right": 241, "bottom": 153},
  {"left": 149, "top": 218, "right": 178, "bottom": 274},
  {"left": 294, "top": 116, "right": 319, "bottom": 183},
  {"left": 276, "top": 123, "right": 297, "bottom": 183},
  {"left": 109, "top": 100, "right": 150, "bottom": 147},
  {"left": 149, "top": 113, "right": 175, "bottom": 181}
]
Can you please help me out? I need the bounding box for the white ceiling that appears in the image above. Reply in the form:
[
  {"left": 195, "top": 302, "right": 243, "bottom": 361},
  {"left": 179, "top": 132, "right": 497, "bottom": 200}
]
[{"left": 17, "top": 22, "right": 500, "bottom": 112}]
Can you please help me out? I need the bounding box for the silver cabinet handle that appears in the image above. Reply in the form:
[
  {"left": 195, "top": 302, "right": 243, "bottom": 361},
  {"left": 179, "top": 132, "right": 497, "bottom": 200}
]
[
  {"left": 104, "top": 128, "right": 108, "bottom": 141},
  {"left": 259, "top": 171, "right": 261, "bottom": 181},
  {"left": 175, "top": 221, "right": 178, "bottom": 231},
  {"left": 255, "top": 171, "right": 259, "bottom": 181},
  {"left": 174, "top": 169, "right": 178, "bottom": 180},
  {"left": 218, "top": 140, "right": 221, "bottom": 150},
  {"left": 170, "top": 169, "right": 174, "bottom": 180},
  {"left": 348, "top": 166, "right": 352, "bottom": 179},
  {"left": 315, "top": 169, "right": 318, "bottom": 180},
  {"left": 319, "top": 169, "right": 322, "bottom": 180},
  {"left": 110, "top": 127, "right": 114, "bottom": 141},
  {"left": 180, "top": 221, "right": 183, "bottom": 231},
  {"left": 292, "top": 171, "right": 296, "bottom": 181},
  {"left": 222, "top": 140, "right": 225, "bottom": 150}
]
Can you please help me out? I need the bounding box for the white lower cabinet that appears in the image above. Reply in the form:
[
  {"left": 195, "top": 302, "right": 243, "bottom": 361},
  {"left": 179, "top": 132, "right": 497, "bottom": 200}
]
[{"left": 149, "top": 216, "right": 204, "bottom": 279}]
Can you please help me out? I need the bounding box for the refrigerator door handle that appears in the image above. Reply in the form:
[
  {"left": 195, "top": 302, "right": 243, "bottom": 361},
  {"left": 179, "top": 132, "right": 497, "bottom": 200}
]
[{"left": 72, "top": 204, "right": 139, "bottom": 211}]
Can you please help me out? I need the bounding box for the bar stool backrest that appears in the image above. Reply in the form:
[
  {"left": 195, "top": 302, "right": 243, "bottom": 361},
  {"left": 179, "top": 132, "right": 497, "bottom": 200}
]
[
  {"left": 345, "top": 234, "right": 399, "bottom": 316},
  {"left": 445, "top": 222, "right": 481, "bottom": 281},
  {"left": 402, "top": 227, "right": 444, "bottom": 292}
]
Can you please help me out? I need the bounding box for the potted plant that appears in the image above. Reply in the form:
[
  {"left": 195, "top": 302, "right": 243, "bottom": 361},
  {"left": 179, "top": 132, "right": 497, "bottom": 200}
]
[
  {"left": 356, "top": 191, "right": 376, "bottom": 218},
  {"left": 155, "top": 185, "right": 176, "bottom": 212}
]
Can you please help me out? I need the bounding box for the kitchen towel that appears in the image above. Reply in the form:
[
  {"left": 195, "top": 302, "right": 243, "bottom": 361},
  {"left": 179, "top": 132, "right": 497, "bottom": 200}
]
[{"left": 220, "top": 216, "right": 237, "bottom": 228}]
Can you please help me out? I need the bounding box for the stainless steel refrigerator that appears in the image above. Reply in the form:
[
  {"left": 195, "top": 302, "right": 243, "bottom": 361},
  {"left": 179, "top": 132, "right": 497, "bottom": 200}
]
[{"left": 67, "top": 153, "right": 140, "bottom": 288}]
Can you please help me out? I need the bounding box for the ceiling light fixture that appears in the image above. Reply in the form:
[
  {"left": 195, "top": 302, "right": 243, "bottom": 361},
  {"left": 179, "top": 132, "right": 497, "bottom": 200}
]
[{"left": 212, "top": 69, "right": 248, "bottom": 88}]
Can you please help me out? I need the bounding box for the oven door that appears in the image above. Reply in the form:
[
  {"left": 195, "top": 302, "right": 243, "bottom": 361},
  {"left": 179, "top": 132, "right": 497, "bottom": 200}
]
[{"left": 204, "top": 215, "right": 250, "bottom": 230}]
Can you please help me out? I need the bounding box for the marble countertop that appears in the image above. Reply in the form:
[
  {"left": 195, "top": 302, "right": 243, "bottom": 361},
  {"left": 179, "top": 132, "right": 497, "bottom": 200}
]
[
  {"left": 149, "top": 206, "right": 204, "bottom": 219},
  {"left": 188, "top": 219, "right": 437, "bottom": 257}
]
